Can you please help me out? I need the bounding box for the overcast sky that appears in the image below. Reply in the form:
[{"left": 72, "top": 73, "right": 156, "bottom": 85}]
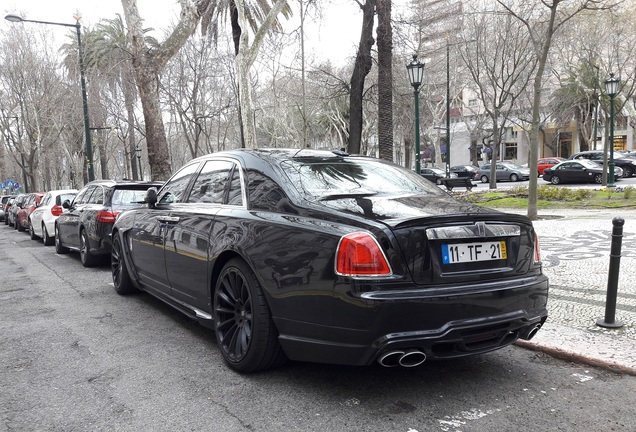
[{"left": 2, "top": 0, "right": 385, "bottom": 64}]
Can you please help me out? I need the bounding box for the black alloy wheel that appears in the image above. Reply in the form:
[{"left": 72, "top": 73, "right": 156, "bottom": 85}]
[
  {"left": 42, "top": 224, "right": 54, "bottom": 246},
  {"left": 213, "top": 258, "right": 286, "bottom": 372},
  {"left": 594, "top": 173, "right": 603, "bottom": 184},
  {"left": 550, "top": 176, "right": 561, "bottom": 185},
  {"left": 621, "top": 166, "right": 633, "bottom": 178},
  {"left": 436, "top": 178, "right": 442, "bottom": 185},
  {"left": 80, "top": 229, "right": 98, "bottom": 267},
  {"left": 111, "top": 233, "right": 136, "bottom": 295},
  {"left": 54, "top": 224, "right": 69, "bottom": 254}
]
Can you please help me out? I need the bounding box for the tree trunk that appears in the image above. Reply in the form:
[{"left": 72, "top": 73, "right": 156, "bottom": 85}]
[
  {"left": 376, "top": 0, "right": 393, "bottom": 161},
  {"left": 121, "top": 0, "right": 202, "bottom": 180},
  {"left": 348, "top": 0, "right": 375, "bottom": 155},
  {"left": 136, "top": 69, "right": 172, "bottom": 180}
]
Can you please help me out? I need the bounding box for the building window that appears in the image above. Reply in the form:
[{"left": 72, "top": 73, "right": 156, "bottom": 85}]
[
  {"left": 468, "top": 99, "right": 477, "bottom": 107},
  {"left": 504, "top": 142, "right": 517, "bottom": 160}
]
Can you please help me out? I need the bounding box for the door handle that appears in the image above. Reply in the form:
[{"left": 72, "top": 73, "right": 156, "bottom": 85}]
[{"left": 158, "top": 216, "right": 180, "bottom": 224}]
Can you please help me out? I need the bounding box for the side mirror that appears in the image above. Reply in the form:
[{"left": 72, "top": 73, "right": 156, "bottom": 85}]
[
  {"left": 62, "top": 200, "right": 71, "bottom": 209},
  {"left": 145, "top": 187, "right": 158, "bottom": 208}
]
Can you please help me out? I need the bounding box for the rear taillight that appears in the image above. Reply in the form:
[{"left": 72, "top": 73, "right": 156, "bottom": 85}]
[
  {"left": 96, "top": 211, "right": 120, "bottom": 223},
  {"left": 51, "top": 205, "right": 63, "bottom": 217},
  {"left": 534, "top": 232, "right": 541, "bottom": 263},
  {"left": 335, "top": 232, "right": 392, "bottom": 276}
]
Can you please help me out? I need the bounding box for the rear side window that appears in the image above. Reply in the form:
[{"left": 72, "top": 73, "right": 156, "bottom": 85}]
[
  {"left": 112, "top": 189, "right": 149, "bottom": 205},
  {"left": 87, "top": 187, "right": 104, "bottom": 204},
  {"left": 187, "top": 160, "right": 236, "bottom": 204}
]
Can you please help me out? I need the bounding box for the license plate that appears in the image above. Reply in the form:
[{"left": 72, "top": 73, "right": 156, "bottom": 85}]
[{"left": 442, "top": 241, "right": 507, "bottom": 264}]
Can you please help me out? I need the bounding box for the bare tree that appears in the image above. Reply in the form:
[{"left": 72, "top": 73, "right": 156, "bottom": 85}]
[
  {"left": 497, "top": 0, "right": 618, "bottom": 219},
  {"left": 459, "top": 10, "right": 536, "bottom": 188}
]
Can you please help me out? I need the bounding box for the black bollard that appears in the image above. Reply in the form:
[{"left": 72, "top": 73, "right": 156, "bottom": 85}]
[{"left": 596, "top": 217, "right": 625, "bottom": 329}]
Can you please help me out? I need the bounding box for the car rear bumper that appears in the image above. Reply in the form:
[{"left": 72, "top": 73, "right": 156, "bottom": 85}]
[{"left": 274, "top": 274, "right": 549, "bottom": 366}]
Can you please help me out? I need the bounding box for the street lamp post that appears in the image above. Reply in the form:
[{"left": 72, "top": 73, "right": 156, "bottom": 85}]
[
  {"left": 605, "top": 73, "right": 620, "bottom": 188},
  {"left": 406, "top": 55, "right": 425, "bottom": 175},
  {"left": 5, "top": 14, "right": 95, "bottom": 182},
  {"left": 135, "top": 146, "right": 143, "bottom": 181},
  {"left": 445, "top": 43, "right": 451, "bottom": 178}
]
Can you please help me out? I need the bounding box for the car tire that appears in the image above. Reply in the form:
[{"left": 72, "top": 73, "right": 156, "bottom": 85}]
[
  {"left": 17, "top": 219, "right": 25, "bottom": 232},
  {"left": 480, "top": 175, "right": 489, "bottom": 183},
  {"left": 435, "top": 178, "right": 442, "bottom": 185},
  {"left": 80, "top": 229, "right": 98, "bottom": 268},
  {"left": 621, "top": 166, "right": 633, "bottom": 178},
  {"left": 55, "top": 224, "right": 69, "bottom": 254},
  {"left": 510, "top": 174, "right": 519, "bottom": 182},
  {"left": 594, "top": 173, "right": 603, "bottom": 184},
  {"left": 213, "top": 258, "right": 287, "bottom": 373},
  {"left": 111, "top": 232, "right": 137, "bottom": 295},
  {"left": 43, "top": 224, "right": 54, "bottom": 246},
  {"left": 550, "top": 176, "right": 561, "bottom": 185},
  {"left": 29, "top": 221, "right": 38, "bottom": 240}
]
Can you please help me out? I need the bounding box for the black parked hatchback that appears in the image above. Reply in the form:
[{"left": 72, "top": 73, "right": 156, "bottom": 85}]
[
  {"left": 111, "top": 149, "right": 548, "bottom": 372},
  {"left": 55, "top": 179, "right": 162, "bottom": 266}
]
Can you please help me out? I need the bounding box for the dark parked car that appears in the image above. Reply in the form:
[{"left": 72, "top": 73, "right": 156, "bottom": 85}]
[
  {"left": 569, "top": 151, "right": 636, "bottom": 177},
  {"left": 8, "top": 194, "right": 27, "bottom": 228},
  {"left": 15, "top": 192, "right": 45, "bottom": 232},
  {"left": 475, "top": 162, "right": 531, "bottom": 183},
  {"left": 0, "top": 195, "right": 15, "bottom": 222},
  {"left": 111, "top": 149, "right": 548, "bottom": 372},
  {"left": 543, "top": 160, "right": 623, "bottom": 185},
  {"left": 449, "top": 165, "right": 479, "bottom": 179},
  {"left": 55, "top": 180, "right": 163, "bottom": 267},
  {"left": 419, "top": 167, "right": 457, "bottom": 185}
]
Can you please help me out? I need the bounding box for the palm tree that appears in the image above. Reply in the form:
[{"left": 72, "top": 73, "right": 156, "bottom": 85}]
[
  {"left": 200, "top": 0, "right": 292, "bottom": 56},
  {"left": 87, "top": 15, "right": 158, "bottom": 180},
  {"left": 200, "top": 0, "right": 292, "bottom": 148}
]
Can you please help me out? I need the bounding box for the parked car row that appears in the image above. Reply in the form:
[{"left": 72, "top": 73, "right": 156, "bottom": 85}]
[{"left": 2, "top": 179, "right": 161, "bottom": 267}]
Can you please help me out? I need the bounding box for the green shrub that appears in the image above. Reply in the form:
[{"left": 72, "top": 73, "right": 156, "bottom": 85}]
[{"left": 623, "top": 186, "right": 634, "bottom": 200}]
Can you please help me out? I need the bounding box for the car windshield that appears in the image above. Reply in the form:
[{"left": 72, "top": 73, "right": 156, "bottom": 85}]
[
  {"left": 501, "top": 162, "right": 522, "bottom": 169},
  {"left": 112, "top": 189, "right": 149, "bottom": 205},
  {"left": 282, "top": 158, "right": 443, "bottom": 200}
]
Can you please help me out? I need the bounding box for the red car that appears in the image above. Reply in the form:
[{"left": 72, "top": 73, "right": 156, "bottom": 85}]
[
  {"left": 15, "top": 192, "right": 45, "bottom": 232},
  {"left": 537, "top": 157, "right": 566, "bottom": 176}
]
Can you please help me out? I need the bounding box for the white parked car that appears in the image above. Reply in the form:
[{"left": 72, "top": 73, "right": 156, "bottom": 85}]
[{"left": 29, "top": 189, "right": 77, "bottom": 245}]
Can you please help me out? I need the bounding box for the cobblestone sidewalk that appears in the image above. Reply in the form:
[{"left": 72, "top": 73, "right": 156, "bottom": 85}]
[{"left": 509, "top": 208, "right": 636, "bottom": 374}]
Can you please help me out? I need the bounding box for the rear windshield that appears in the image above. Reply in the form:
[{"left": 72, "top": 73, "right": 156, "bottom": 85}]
[
  {"left": 112, "top": 188, "right": 149, "bottom": 205},
  {"left": 281, "top": 158, "right": 443, "bottom": 200}
]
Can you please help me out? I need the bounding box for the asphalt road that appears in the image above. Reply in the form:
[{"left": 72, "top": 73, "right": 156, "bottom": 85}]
[{"left": 1, "top": 225, "right": 636, "bottom": 432}]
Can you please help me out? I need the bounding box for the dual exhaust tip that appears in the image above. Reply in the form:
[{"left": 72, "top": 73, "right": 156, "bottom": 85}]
[
  {"left": 378, "top": 349, "right": 427, "bottom": 368},
  {"left": 378, "top": 323, "right": 542, "bottom": 367}
]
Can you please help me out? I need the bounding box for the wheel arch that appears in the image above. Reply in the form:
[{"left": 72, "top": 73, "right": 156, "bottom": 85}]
[{"left": 209, "top": 250, "right": 249, "bottom": 298}]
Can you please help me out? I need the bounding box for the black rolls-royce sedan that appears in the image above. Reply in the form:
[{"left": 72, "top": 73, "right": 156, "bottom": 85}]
[{"left": 111, "top": 149, "right": 548, "bottom": 372}]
